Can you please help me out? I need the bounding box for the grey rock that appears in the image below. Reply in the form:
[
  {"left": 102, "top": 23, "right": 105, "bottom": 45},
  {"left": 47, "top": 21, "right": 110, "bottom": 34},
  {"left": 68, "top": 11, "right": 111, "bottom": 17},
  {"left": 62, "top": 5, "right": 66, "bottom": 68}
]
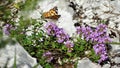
[
  {"left": 113, "top": 57, "right": 120, "bottom": 63},
  {"left": 102, "top": 64, "right": 111, "bottom": 68},
  {"left": 109, "top": 44, "right": 120, "bottom": 68},
  {"left": 111, "top": 44, "right": 120, "bottom": 54},
  {"left": 111, "top": 65, "right": 120, "bottom": 68},
  {"left": 77, "top": 57, "right": 101, "bottom": 68},
  {"left": 0, "top": 36, "right": 42, "bottom": 68}
]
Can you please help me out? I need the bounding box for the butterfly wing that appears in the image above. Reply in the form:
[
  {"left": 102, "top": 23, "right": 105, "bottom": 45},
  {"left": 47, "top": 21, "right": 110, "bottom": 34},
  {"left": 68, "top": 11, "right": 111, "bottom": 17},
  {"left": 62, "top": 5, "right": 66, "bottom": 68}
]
[{"left": 42, "top": 7, "right": 60, "bottom": 20}]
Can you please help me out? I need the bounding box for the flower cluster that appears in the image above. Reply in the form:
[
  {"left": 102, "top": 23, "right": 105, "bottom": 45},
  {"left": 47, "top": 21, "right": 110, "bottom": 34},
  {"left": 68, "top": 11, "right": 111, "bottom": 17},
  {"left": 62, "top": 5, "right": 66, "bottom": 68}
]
[
  {"left": 76, "top": 24, "right": 111, "bottom": 63},
  {"left": 44, "top": 22, "right": 75, "bottom": 62},
  {"left": 45, "top": 22, "right": 74, "bottom": 52},
  {"left": 3, "top": 24, "right": 12, "bottom": 35},
  {"left": 64, "top": 40, "right": 74, "bottom": 52},
  {"left": 44, "top": 22, "right": 58, "bottom": 36}
]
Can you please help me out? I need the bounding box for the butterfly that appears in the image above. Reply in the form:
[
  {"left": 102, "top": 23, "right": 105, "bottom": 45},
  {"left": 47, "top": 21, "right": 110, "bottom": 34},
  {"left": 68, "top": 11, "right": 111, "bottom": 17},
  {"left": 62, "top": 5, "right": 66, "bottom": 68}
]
[{"left": 42, "top": 7, "right": 61, "bottom": 20}]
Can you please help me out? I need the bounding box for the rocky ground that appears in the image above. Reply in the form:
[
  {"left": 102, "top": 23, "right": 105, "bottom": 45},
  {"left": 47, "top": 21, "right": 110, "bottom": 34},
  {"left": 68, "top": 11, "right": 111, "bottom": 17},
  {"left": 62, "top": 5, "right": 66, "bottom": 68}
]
[{"left": 0, "top": 0, "right": 120, "bottom": 68}]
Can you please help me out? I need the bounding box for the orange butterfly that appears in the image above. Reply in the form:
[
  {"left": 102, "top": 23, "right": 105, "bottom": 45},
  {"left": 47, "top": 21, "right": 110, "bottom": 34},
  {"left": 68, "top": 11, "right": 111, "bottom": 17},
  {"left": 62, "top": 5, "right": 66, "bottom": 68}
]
[{"left": 42, "top": 7, "right": 61, "bottom": 20}]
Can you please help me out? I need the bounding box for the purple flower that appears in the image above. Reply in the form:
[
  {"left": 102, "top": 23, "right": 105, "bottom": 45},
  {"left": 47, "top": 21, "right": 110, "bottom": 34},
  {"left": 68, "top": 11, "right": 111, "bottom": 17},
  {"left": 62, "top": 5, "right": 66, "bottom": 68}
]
[
  {"left": 56, "top": 28, "right": 70, "bottom": 43},
  {"left": 76, "top": 26, "right": 86, "bottom": 34},
  {"left": 45, "top": 22, "right": 70, "bottom": 43},
  {"left": 76, "top": 26, "right": 93, "bottom": 41},
  {"left": 95, "top": 24, "right": 107, "bottom": 35},
  {"left": 89, "top": 32, "right": 99, "bottom": 42},
  {"left": 44, "top": 22, "right": 58, "bottom": 36},
  {"left": 75, "top": 24, "right": 111, "bottom": 63},
  {"left": 64, "top": 40, "right": 74, "bottom": 48},
  {"left": 64, "top": 40, "right": 74, "bottom": 52},
  {"left": 93, "top": 35, "right": 111, "bottom": 44},
  {"left": 76, "top": 26, "right": 82, "bottom": 34},
  {"left": 103, "top": 36, "right": 112, "bottom": 43},
  {"left": 97, "top": 36, "right": 104, "bottom": 43},
  {"left": 83, "top": 26, "right": 93, "bottom": 41},
  {"left": 98, "top": 53, "right": 108, "bottom": 63},
  {"left": 3, "top": 24, "right": 12, "bottom": 35},
  {"left": 43, "top": 51, "right": 53, "bottom": 62},
  {"left": 93, "top": 44, "right": 106, "bottom": 54},
  {"left": 83, "top": 26, "right": 92, "bottom": 35},
  {"left": 93, "top": 43, "right": 108, "bottom": 63}
]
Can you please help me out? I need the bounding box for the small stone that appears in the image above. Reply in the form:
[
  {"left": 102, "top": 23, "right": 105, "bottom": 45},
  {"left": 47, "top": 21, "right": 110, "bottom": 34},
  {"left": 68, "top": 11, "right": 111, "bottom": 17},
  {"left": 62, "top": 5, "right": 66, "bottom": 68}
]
[
  {"left": 102, "top": 64, "right": 111, "bottom": 68},
  {"left": 111, "top": 65, "right": 120, "bottom": 68},
  {"left": 77, "top": 57, "right": 101, "bottom": 68},
  {"left": 111, "top": 45, "right": 120, "bottom": 54},
  {"left": 113, "top": 57, "right": 120, "bottom": 63}
]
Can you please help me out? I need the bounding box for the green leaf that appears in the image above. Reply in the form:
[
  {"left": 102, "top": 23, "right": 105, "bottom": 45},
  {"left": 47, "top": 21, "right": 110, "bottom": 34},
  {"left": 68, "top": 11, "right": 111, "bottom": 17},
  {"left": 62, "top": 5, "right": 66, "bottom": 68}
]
[
  {"left": 13, "top": 48, "right": 17, "bottom": 68},
  {"left": 45, "top": 63, "right": 52, "bottom": 68},
  {"left": 61, "top": 45, "right": 66, "bottom": 50},
  {"left": 52, "top": 42, "right": 56, "bottom": 48},
  {"left": 19, "top": 0, "right": 39, "bottom": 11},
  {"left": 79, "top": 45, "right": 84, "bottom": 51},
  {"left": 67, "top": 52, "right": 72, "bottom": 57}
]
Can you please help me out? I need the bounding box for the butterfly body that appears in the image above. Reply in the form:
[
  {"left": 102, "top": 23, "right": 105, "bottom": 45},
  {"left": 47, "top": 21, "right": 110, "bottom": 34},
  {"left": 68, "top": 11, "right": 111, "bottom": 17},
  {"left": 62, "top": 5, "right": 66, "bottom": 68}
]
[{"left": 42, "top": 7, "right": 60, "bottom": 20}]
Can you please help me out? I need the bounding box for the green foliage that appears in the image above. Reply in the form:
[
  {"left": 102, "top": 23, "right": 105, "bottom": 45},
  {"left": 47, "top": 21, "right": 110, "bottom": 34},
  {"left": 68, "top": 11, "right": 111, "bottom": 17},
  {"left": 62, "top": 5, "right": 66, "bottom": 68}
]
[
  {"left": 0, "top": 37, "right": 16, "bottom": 49},
  {"left": 0, "top": 0, "right": 20, "bottom": 27},
  {"left": 17, "top": 28, "right": 99, "bottom": 68},
  {"left": 44, "top": 63, "right": 53, "bottom": 68},
  {"left": 18, "top": 0, "right": 40, "bottom": 11},
  {"left": 88, "top": 49, "right": 100, "bottom": 63},
  {"left": 0, "top": 29, "right": 3, "bottom": 38},
  {"left": 74, "top": 60, "right": 78, "bottom": 68}
]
